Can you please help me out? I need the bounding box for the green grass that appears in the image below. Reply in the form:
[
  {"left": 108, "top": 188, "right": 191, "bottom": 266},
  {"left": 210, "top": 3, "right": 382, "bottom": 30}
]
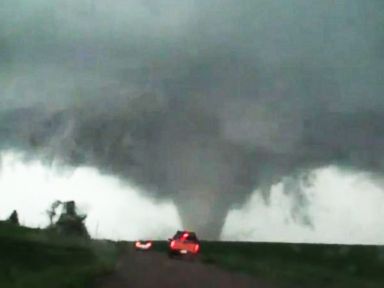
[
  {"left": 202, "top": 241, "right": 384, "bottom": 288},
  {"left": 152, "top": 240, "right": 384, "bottom": 287},
  {"left": 4, "top": 224, "right": 383, "bottom": 288},
  {"left": 0, "top": 222, "right": 118, "bottom": 288}
]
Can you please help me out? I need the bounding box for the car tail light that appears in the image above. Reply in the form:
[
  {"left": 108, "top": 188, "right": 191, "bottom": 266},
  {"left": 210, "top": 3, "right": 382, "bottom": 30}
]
[
  {"left": 193, "top": 244, "right": 200, "bottom": 253},
  {"left": 136, "top": 241, "right": 152, "bottom": 249},
  {"left": 170, "top": 240, "right": 176, "bottom": 249}
]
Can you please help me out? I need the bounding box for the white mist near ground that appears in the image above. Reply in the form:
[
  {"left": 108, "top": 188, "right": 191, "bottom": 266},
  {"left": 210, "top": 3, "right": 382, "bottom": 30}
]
[
  {"left": 222, "top": 167, "right": 384, "bottom": 244},
  {"left": 0, "top": 151, "right": 181, "bottom": 240},
  {"left": 1, "top": 150, "right": 384, "bottom": 244}
]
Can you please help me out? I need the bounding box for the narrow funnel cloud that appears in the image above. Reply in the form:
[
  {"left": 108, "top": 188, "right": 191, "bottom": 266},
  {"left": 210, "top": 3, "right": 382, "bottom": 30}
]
[{"left": 1, "top": 1, "right": 384, "bottom": 239}]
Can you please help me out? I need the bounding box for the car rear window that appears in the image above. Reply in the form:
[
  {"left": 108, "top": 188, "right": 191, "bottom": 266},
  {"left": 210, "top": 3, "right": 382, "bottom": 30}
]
[
  {"left": 173, "top": 231, "right": 184, "bottom": 239},
  {"left": 186, "top": 234, "right": 197, "bottom": 241},
  {"left": 172, "top": 231, "right": 198, "bottom": 241}
]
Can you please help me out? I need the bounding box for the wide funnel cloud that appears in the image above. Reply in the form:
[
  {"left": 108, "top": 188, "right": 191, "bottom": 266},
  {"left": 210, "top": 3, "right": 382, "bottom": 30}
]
[{"left": 1, "top": 0, "right": 384, "bottom": 239}]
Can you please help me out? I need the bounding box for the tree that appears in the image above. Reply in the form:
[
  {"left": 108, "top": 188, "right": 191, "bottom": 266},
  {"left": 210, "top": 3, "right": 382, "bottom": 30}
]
[
  {"left": 7, "top": 210, "right": 19, "bottom": 225},
  {"left": 46, "top": 200, "right": 62, "bottom": 226},
  {"left": 49, "top": 201, "right": 89, "bottom": 239}
]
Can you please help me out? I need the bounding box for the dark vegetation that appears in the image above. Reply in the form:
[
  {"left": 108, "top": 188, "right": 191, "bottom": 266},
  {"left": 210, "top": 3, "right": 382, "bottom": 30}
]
[
  {"left": 47, "top": 201, "right": 90, "bottom": 239},
  {"left": 6, "top": 211, "right": 19, "bottom": 226},
  {"left": 152, "top": 240, "right": 384, "bottom": 288},
  {"left": 0, "top": 204, "right": 118, "bottom": 288},
  {"left": 2, "top": 203, "right": 383, "bottom": 288}
]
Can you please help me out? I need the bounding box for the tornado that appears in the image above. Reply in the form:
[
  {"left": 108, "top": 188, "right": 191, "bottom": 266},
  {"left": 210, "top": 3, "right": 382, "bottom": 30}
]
[{"left": 1, "top": 0, "right": 384, "bottom": 239}]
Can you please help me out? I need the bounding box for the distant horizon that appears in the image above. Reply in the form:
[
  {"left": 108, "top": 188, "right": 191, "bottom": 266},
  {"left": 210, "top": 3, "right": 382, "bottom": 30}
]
[{"left": 1, "top": 150, "right": 384, "bottom": 245}]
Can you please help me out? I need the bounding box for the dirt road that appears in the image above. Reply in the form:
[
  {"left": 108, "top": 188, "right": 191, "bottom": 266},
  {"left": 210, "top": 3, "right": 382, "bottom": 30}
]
[{"left": 96, "top": 247, "right": 270, "bottom": 288}]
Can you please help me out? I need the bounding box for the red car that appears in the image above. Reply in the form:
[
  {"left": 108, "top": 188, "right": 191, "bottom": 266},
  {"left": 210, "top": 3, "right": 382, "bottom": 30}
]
[{"left": 168, "top": 231, "right": 200, "bottom": 257}]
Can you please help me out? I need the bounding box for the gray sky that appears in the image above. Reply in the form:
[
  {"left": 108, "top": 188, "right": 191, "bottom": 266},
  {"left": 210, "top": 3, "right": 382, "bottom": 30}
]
[{"left": 1, "top": 0, "right": 384, "bottom": 239}]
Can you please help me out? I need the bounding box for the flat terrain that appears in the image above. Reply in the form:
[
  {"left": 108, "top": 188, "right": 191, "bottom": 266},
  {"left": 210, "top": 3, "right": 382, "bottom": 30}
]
[
  {"left": 96, "top": 246, "right": 269, "bottom": 288},
  {"left": 198, "top": 241, "right": 384, "bottom": 288},
  {"left": 0, "top": 222, "right": 117, "bottom": 288},
  {"left": 2, "top": 222, "right": 384, "bottom": 288},
  {"left": 97, "top": 241, "right": 384, "bottom": 288}
]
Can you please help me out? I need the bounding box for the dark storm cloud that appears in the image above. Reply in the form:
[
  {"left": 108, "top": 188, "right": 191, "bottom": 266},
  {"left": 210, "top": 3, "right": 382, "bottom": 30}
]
[{"left": 1, "top": 0, "right": 384, "bottom": 238}]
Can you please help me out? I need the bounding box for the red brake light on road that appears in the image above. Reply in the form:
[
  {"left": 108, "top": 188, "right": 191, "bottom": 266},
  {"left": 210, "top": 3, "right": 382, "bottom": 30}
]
[
  {"left": 194, "top": 244, "right": 200, "bottom": 253},
  {"left": 135, "top": 241, "right": 152, "bottom": 249},
  {"left": 170, "top": 240, "right": 176, "bottom": 249},
  {"left": 182, "top": 232, "right": 189, "bottom": 240}
]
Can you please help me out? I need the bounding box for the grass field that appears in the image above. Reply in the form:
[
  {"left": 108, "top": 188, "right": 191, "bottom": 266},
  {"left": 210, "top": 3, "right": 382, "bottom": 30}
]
[
  {"left": 152, "top": 240, "right": 384, "bottom": 288},
  {"left": 0, "top": 222, "right": 118, "bottom": 288},
  {"left": 2, "top": 223, "right": 384, "bottom": 288}
]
